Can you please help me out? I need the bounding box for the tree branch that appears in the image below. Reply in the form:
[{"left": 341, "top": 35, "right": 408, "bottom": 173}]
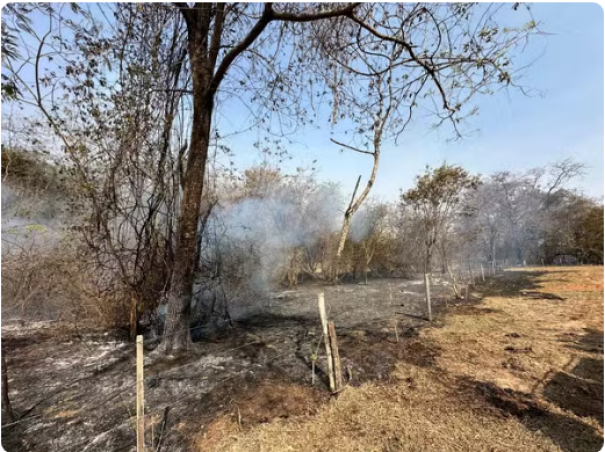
[
  {"left": 207, "top": 3, "right": 274, "bottom": 99},
  {"left": 272, "top": 3, "right": 361, "bottom": 22},
  {"left": 349, "top": 12, "right": 456, "bottom": 115},
  {"left": 330, "top": 138, "right": 374, "bottom": 156}
]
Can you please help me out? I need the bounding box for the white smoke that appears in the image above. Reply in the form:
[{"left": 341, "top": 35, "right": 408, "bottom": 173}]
[
  {"left": 203, "top": 181, "right": 345, "bottom": 293},
  {"left": 349, "top": 202, "right": 385, "bottom": 243}
]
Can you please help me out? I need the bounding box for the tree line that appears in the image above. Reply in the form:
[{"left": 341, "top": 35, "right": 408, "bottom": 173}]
[{"left": 2, "top": 144, "right": 600, "bottom": 335}]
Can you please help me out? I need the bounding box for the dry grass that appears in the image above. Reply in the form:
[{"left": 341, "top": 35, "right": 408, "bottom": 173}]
[
  {"left": 432, "top": 267, "right": 603, "bottom": 396},
  {"left": 205, "top": 267, "right": 603, "bottom": 452}
]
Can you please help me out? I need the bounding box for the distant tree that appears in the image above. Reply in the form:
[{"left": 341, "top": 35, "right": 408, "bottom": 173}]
[
  {"left": 541, "top": 191, "right": 603, "bottom": 264},
  {"left": 402, "top": 164, "right": 479, "bottom": 320},
  {"left": 576, "top": 205, "right": 604, "bottom": 263},
  {"left": 479, "top": 159, "right": 586, "bottom": 265}
]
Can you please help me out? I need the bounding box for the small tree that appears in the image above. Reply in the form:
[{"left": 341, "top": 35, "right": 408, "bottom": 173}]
[{"left": 402, "top": 164, "right": 479, "bottom": 320}]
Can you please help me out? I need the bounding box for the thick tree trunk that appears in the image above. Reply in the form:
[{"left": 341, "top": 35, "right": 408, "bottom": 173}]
[
  {"left": 160, "top": 17, "right": 215, "bottom": 353},
  {"left": 161, "top": 100, "right": 212, "bottom": 353},
  {"left": 160, "top": 110, "right": 212, "bottom": 353}
]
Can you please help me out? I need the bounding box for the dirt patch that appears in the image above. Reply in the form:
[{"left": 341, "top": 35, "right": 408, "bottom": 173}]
[
  {"left": 196, "top": 380, "right": 327, "bottom": 450},
  {"left": 337, "top": 329, "right": 441, "bottom": 384},
  {"left": 232, "top": 380, "right": 326, "bottom": 424}
]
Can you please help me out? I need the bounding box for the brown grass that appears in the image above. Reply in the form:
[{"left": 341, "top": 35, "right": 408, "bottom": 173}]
[{"left": 204, "top": 267, "right": 603, "bottom": 452}]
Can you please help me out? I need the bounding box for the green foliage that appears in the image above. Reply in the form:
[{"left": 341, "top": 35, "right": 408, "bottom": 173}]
[
  {"left": 402, "top": 164, "right": 480, "bottom": 208},
  {"left": 573, "top": 205, "right": 604, "bottom": 263}
]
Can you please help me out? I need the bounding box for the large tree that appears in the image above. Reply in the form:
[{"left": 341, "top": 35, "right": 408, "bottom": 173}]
[{"left": 2, "top": 3, "right": 539, "bottom": 353}]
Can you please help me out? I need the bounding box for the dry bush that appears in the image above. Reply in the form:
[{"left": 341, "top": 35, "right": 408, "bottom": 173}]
[
  {"left": 2, "top": 235, "right": 130, "bottom": 329},
  {"left": 1, "top": 147, "right": 63, "bottom": 192}
]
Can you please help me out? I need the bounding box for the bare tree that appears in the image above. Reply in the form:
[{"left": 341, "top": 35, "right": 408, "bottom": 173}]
[
  {"left": 312, "top": 3, "right": 538, "bottom": 277},
  {"left": 479, "top": 159, "right": 586, "bottom": 265}
]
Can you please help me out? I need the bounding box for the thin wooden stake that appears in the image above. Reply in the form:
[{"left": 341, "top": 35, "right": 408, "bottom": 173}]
[
  {"left": 136, "top": 335, "right": 145, "bottom": 452},
  {"left": 394, "top": 319, "right": 399, "bottom": 342},
  {"left": 424, "top": 272, "right": 432, "bottom": 322},
  {"left": 328, "top": 321, "right": 343, "bottom": 392},
  {"left": 155, "top": 407, "right": 170, "bottom": 452},
  {"left": 480, "top": 264, "right": 485, "bottom": 283},
  {"left": 130, "top": 292, "right": 138, "bottom": 342},
  {"left": 2, "top": 351, "right": 14, "bottom": 424},
  {"left": 388, "top": 284, "right": 392, "bottom": 306},
  {"left": 318, "top": 293, "right": 335, "bottom": 392}
]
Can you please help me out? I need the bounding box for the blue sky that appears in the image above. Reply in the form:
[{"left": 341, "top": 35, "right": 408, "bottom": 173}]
[
  {"left": 3, "top": 3, "right": 603, "bottom": 201},
  {"left": 221, "top": 2, "right": 604, "bottom": 201}
]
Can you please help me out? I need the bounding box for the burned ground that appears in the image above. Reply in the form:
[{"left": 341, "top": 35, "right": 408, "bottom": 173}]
[
  {"left": 2, "top": 269, "right": 603, "bottom": 452},
  {"left": 1, "top": 277, "right": 452, "bottom": 452}
]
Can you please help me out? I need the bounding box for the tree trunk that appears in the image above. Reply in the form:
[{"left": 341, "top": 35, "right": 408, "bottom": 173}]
[
  {"left": 334, "top": 175, "right": 361, "bottom": 279},
  {"left": 445, "top": 260, "right": 461, "bottom": 299},
  {"left": 334, "top": 130, "right": 382, "bottom": 279},
  {"left": 467, "top": 259, "right": 475, "bottom": 285},
  {"left": 160, "top": 23, "right": 214, "bottom": 354}
]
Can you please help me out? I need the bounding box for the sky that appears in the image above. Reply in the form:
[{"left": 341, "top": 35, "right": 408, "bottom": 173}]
[
  {"left": 2, "top": 3, "right": 603, "bottom": 202},
  {"left": 220, "top": 2, "right": 605, "bottom": 201}
]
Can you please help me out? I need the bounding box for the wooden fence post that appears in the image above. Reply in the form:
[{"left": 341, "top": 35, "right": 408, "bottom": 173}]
[
  {"left": 136, "top": 335, "right": 145, "bottom": 452},
  {"left": 388, "top": 283, "right": 392, "bottom": 306},
  {"left": 328, "top": 321, "right": 343, "bottom": 392},
  {"left": 424, "top": 272, "right": 432, "bottom": 322},
  {"left": 480, "top": 264, "right": 485, "bottom": 283},
  {"left": 318, "top": 293, "right": 335, "bottom": 392},
  {"left": 1, "top": 351, "right": 14, "bottom": 424}
]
